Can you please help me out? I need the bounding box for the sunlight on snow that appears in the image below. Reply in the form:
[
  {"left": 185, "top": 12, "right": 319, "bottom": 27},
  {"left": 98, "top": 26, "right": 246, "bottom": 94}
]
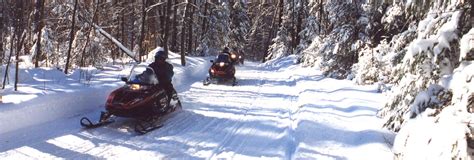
[
  {"left": 2, "top": 94, "right": 37, "bottom": 104},
  {"left": 45, "top": 134, "right": 162, "bottom": 159},
  {"left": 1, "top": 146, "right": 60, "bottom": 159},
  {"left": 46, "top": 135, "right": 96, "bottom": 153}
]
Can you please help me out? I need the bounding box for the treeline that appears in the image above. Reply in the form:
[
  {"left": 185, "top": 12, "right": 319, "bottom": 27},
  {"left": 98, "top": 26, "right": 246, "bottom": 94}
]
[
  {"left": 0, "top": 0, "right": 471, "bottom": 86},
  {"left": 0, "top": 0, "right": 289, "bottom": 71}
]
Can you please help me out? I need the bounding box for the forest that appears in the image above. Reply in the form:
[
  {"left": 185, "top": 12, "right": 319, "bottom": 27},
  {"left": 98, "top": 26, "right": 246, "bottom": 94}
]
[
  {"left": 0, "top": 0, "right": 473, "bottom": 159},
  {"left": 0, "top": 0, "right": 470, "bottom": 75}
]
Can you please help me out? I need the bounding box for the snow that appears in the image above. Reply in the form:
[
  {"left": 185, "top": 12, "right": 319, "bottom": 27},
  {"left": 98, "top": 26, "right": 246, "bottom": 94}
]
[
  {"left": 382, "top": 5, "right": 403, "bottom": 24},
  {"left": 0, "top": 53, "right": 393, "bottom": 159},
  {"left": 460, "top": 28, "right": 474, "bottom": 61},
  {"left": 434, "top": 11, "right": 461, "bottom": 56},
  {"left": 449, "top": 61, "right": 474, "bottom": 110},
  {"left": 405, "top": 38, "right": 437, "bottom": 61},
  {"left": 393, "top": 112, "right": 470, "bottom": 159},
  {"left": 404, "top": 10, "right": 461, "bottom": 67}
]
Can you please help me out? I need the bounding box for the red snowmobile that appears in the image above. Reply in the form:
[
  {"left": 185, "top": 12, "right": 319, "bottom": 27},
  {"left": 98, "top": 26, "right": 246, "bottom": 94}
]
[
  {"left": 203, "top": 53, "right": 237, "bottom": 86},
  {"left": 80, "top": 64, "right": 181, "bottom": 134}
]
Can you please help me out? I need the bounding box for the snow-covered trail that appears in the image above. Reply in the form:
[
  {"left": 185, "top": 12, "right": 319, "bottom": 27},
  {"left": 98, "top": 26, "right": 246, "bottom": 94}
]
[{"left": 0, "top": 58, "right": 394, "bottom": 159}]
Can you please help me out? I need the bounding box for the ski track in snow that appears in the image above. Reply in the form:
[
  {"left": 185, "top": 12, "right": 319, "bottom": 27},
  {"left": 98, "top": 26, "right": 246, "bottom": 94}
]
[{"left": 0, "top": 58, "right": 394, "bottom": 159}]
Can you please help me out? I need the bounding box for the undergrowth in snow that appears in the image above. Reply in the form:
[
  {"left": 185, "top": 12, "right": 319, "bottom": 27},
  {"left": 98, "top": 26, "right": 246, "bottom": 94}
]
[{"left": 373, "top": 2, "right": 473, "bottom": 159}]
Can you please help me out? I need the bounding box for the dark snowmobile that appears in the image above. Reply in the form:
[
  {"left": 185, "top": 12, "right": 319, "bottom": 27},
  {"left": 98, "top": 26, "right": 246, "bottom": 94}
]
[
  {"left": 229, "top": 51, "right": 243, "bottom": 65},
  {"left": 203, "top": 54, "right": 237, "bottom": 86},
  {"left": 80, "top": 64, "right": 181, "bottom": 134}
]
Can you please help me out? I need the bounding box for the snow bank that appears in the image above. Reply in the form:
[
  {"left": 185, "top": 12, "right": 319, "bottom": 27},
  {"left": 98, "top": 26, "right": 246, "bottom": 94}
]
[
  {"left": 0, "top": 66, "right": 127, "bottom": 134},
  {"left": 393, "top": 60, "right": 474, "bottom": 159},
  {"left": 0, "top": 86, "right": 118, "bottom": 134},
  {"left": 261, "top": 55, "right": 299, "bottom": 71},
  {"left": 393, "top": 112, "right": 470, "bottom": 159}
]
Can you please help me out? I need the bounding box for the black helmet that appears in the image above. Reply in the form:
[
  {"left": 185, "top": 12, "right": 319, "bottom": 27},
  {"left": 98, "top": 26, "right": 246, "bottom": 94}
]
[
  {"left": 155, "top": 50, "right": 168, "bottom": 60},
  {"left": 223, "top": 47, "right": 230, "bottom": 53}
]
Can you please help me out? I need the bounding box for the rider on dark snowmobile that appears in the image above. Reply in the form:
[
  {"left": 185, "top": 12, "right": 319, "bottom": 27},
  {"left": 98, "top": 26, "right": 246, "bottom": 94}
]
[
  {"left": 222, "top": 46, "right": 241, "bottom": 65},
  {"left": 148, "top": 49, "right": 178, "bottom": 105},
  {"left": 222, "top": 47, "right": 230, "bottom": 55},
  {"left": 202, "top": 48, "right": 237, "bottom": 86}
]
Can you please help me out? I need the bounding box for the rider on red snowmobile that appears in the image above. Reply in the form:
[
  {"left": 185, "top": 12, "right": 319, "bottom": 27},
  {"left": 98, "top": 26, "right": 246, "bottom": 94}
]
[
  {"left": 148, "top": 49, "right": 178, "bottom": 103},
  {"left": 80, "top": 49, "right": 182, "bottom": 134}
]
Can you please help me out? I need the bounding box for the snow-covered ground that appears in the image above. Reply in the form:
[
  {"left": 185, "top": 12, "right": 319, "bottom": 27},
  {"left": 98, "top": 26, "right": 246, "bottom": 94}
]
[{"left": 0, "top": 54, "right": 394, "bottom": 159}]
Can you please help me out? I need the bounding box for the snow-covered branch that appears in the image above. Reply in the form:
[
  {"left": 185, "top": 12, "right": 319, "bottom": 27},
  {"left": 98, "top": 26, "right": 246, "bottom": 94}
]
[{"left": 77, "top": 14, "right": 138, "bottom": 62}]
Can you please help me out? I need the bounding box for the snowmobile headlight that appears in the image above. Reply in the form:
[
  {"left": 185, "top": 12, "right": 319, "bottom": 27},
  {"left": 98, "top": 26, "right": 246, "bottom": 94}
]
[
  {"left": 219, "top": 62, "right": 225, "bottom": 67},
  {"left": 210, "top": 68, "right": 215, "bottom": 73},
  {"left": 130, "top": 84, "right": 141, "bottom": 90},
  {"left": 239, "top": 55, "right": 242, "bottom": 59},
  {"left": 231, "top": 54, "right": 237, "bottom": 59}
]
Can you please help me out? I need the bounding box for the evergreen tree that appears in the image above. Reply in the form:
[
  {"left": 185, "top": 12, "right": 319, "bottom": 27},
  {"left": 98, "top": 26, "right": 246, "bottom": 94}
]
[{"left": 229, "top": 0, "right": 250, "bottom": 53}]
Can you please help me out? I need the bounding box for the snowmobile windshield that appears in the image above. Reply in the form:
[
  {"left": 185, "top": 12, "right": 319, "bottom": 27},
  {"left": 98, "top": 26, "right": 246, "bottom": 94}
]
[
  {"left": 215, "top": 54, "right": 231, "bottom": 63},
  {"left": 127, "top": 65, "right": 159, "bottom": 85}
]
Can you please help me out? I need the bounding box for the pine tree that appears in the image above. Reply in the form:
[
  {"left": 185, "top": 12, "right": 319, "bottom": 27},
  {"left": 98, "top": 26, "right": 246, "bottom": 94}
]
[
  {"left": 229, "top": 0, "right": 250, "bottom": 53},
  {"left": 296, "top": 0, "right": 320, "bottom": 58},
  {"left": 266, "top": 0, "right": 294, "bottom": 61}
]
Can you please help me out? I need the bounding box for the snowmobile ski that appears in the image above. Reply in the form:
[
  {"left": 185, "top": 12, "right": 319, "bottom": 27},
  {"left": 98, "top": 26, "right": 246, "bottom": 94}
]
[
  {"left": 80, "top": 117, "right": 114, "bottom": 128},
  {"left": 134, "top": 123, "right": 163, "bottom": 135},
  {"left": 232, "top": 77, "right": 238, "bottom": 86},
  {"left": 134, "top": 117, "right": 164, "bottom": 135},
  {"left": 80, "top": 111, "right": 114, "bottom": 128},
  {"left": 203, "top": 77, "right": 211, "bottom": 86}
]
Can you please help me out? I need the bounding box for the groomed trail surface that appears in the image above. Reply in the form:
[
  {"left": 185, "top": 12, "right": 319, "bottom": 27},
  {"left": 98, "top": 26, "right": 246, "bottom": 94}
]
[{"left": 0, "top": 55, "right": 394, "bottom": 159}]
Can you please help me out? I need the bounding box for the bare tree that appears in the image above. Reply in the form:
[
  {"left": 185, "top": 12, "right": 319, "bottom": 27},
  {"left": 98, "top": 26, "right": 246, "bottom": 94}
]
[
  {"left": 0, "top": 0, "right": 4, "bottom": 63},
  {"left": 13, "top": 0, "right": 27, "bottom": 91},
  {"left": 180, "top": 0, "right": 191, "bottom": 66},
  {"left": 187, "top": 0, "right": 196, "bottom": 54},
  {"left": 65, "top": 0, "right": 78, "bottom": 74},
  {"left": 14, "top": 32, "right": 26, "bottom": 91},
  {"left": 201, "top": 1, "right": 209, "bottom": 40},
  {"left": 33, "top": 0, "right": 44, "bottom": 68},
  {"left": 2, "top": 29, "right": 14, "bottom": 89},
  {"left": 170, "top": 0, "right": 179, "bottom": 52},
  {"left": 80, "top": 0, "right": 99, "bottom": 67},
  {"left": 163, "top": 0, "right": 173, "bottom": 53},
  {"left": 138, "top": 0, "right": 147, "bottom": 62}
]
